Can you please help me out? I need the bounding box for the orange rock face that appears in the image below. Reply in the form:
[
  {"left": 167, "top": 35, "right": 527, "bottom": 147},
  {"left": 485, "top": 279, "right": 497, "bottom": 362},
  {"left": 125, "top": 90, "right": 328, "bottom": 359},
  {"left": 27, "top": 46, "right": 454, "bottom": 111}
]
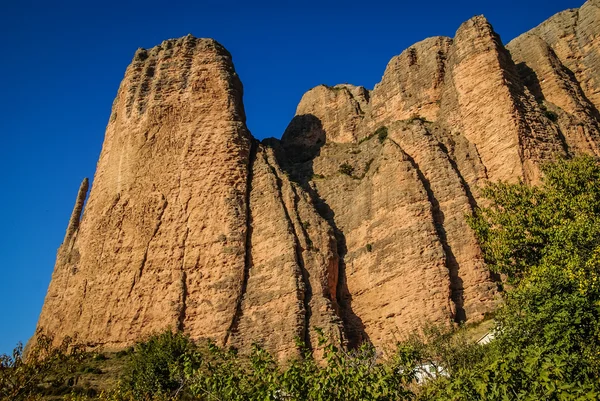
[
  {"left": 38, "top": 36, "right": 253, "bottom": 349},
  {"left": 37, "top": 1, "right": 600, "bottom": 357},
  {"left": 507, "top": 0, "right": 600, "bottom": 157}
]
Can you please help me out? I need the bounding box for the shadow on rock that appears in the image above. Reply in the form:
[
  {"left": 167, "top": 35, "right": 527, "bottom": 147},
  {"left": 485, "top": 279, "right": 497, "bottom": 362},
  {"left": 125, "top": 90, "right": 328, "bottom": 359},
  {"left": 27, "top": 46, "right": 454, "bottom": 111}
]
[{"left": 265, "top": 113, "right": 370, "bottom": 348}]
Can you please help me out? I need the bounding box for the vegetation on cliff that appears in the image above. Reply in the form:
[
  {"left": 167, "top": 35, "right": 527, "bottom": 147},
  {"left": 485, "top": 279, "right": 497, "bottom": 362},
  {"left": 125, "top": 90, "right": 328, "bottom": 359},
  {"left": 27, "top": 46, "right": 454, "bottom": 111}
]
[{"left": 421, "top": 155, "right": 600, "bottom": 400}]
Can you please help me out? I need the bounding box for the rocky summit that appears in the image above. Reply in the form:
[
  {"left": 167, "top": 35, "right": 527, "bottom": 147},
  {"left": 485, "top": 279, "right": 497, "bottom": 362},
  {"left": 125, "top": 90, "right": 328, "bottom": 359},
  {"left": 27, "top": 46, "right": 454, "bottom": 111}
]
[{"left": 37, "top": 0, "right": 600, "bottom": 359}]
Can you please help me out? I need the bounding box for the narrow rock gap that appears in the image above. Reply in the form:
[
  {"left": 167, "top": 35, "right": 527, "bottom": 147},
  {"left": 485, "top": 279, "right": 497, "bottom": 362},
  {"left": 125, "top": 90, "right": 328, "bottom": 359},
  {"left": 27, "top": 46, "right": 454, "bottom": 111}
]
[
  {"left": 177, "top": 226, "right": 190, "bottom": 332},
  {"left": 554, "top": 124, "right": 572, "bottom": 156},
  {"left": 262, "top": 151, "right": 312, "bottom": 351},
  {"left": 437, "top": 142, "right": 479, "bottom": 212},
  {"left": 389, "top": 139, "right": 466, "bottom": 323},
  {"left": 177, "top": 271, "right": 187, "bottom": 332},
  {"left": 273, "top": 145, "right": 370, "bottom": 348},
  {"left": 556, "top": 63, "right": 600, "bottom": 140},
  {"left": 132, "top": 196, "right": 167, "bottom": 292},
  {"left": 516, "top": 62, "right": 571, "bottom": 156},
  {"left": 224, "top": 139, "right": 257, "bottom": 345}
]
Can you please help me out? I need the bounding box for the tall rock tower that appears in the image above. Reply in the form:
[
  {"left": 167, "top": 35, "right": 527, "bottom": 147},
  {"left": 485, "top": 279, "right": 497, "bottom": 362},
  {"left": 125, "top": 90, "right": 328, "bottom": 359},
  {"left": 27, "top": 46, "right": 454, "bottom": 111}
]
[{"left": 38, "top": 36, "right": 254, "bottom": 349}]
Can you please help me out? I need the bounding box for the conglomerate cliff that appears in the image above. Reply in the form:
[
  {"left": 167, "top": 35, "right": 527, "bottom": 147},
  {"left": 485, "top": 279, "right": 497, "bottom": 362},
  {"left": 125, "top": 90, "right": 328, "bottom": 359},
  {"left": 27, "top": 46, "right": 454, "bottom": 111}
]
[{"left": 37, "top": 0, "right": 600, "bottom": 359}]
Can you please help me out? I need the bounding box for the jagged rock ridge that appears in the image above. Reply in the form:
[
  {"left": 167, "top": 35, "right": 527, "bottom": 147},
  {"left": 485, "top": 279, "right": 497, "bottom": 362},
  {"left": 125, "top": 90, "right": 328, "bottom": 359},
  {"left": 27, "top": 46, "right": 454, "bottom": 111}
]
[{"left": 37, "top": 1, "right": 600, "bottom": 358}]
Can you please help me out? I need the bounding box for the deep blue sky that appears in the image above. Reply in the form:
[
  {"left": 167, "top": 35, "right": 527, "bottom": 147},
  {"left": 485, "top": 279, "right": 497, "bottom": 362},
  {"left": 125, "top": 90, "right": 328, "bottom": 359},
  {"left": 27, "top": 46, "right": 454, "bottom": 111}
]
[{"left": 0, "top": 0, "right": 584, "bottom": 354}]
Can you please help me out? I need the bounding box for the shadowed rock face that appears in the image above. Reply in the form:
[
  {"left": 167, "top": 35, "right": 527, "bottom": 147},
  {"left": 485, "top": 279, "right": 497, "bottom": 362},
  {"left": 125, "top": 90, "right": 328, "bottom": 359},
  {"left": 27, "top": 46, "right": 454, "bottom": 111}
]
[
  {"left": 508, "top": 1, "right": 600, "bottom": 112},
  {"left": 507, "top": 0, "right": 600, "bottom": 157},
  {"left": 37, "top": 1, "right": 600, "bottom": 358}
]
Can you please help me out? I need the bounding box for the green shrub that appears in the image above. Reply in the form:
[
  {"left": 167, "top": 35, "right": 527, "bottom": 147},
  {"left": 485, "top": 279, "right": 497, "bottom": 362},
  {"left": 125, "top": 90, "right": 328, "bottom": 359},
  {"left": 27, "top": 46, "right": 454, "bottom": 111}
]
[
  {"left": 544, "top": 109, "right": 558, "bottom": 122},
  {"left": 358, "top": 135, "right": 372, "bottom": 144},
  {"left": 339, "top": 162, "right": 355, "bottom": 176},
  {"left": 358, "top": 126, "right": 388, "bottom": 145},
  {"left": 0, "top": 331, "right": 85, "bottom": 400},
  {"left": 376, "top": 126, "right": 388, "bottom": 143},
  {"left": 407, "top": 114, "right": 428, "bottom": 123},
  {"left": 116, "top": 347, "right": 134, "bottom": 359},
  {"left": 121, "top": 330, "right": 200, "bottom": 400},
  {"left": 421, "top": 155, "right": 600, "bottom": 400},
  {"left": 82, "top": 366, "right": 103, "bottom": 375},
  {"left": 183, "top": 331, "right": 416, "bottom": 401},
  {"left": 92, "top": 353, "right": 108, "bottom": 361},
  {"left": 366, "top": 243, "right": 373, "bottom": 252}
]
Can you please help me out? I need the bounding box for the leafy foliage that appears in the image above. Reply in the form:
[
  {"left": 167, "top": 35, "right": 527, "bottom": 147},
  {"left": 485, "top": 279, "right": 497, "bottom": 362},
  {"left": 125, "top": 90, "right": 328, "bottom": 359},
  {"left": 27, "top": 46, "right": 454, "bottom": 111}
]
[
  {"left": 420, "top": 156, "right": 600, "bottom": 399},
  {"left": 376, "top": 126, "right": 388, "bottom": 143},
  {"left": 120, "top": 330, "right": 200, "bottom": 400},
  {"left": 406, "top": 115, "right": 430, "bottom": 124},
  {"left": 0, "top": 331, "right": 85, "bottom": 401},
  {"left": 171, "top": 329, "right": 414, "bottom": 400},
  {"left": 339, "top": 162, "right": 355, "bottom": 176},
  {"left": 358, "top": 126, "right": 388, "bottom": 144},
  {"left": 401, "top": 325, "right": 488, "bottom": 380},
  {"left": 48, "top": 328, "right": 418, "bottom": 400},
  {"left": 470, "top": 156, "right": 600, "bottom": 289},
  {"left": 544, "top": 109, "right": 559, "bottom": 122},
  {"left": 421, "top": 347, "right": 598, "bottom": 400}
]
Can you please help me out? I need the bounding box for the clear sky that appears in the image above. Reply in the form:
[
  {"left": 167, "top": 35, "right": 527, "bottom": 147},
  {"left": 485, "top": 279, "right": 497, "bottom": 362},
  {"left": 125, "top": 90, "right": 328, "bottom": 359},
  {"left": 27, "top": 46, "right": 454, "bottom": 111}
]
[{"left": 0, "top": 0, "right": 584, "bottom": 354}]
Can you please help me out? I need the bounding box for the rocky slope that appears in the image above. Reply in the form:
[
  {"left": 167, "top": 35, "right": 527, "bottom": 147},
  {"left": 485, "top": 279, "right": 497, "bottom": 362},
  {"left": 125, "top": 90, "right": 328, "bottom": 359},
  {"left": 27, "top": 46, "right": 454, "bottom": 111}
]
[{"left": 37, "top": 1, "right": 600, "bottom": 358}]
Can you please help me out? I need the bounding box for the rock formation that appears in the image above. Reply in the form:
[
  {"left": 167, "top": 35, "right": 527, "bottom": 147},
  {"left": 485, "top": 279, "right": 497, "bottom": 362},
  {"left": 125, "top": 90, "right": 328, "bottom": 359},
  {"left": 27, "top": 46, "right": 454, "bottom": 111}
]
[
  {"left": 36, "top": 1, "right": 600, "bottom": 358},
  {"left": 507, "top": 0, "right": 600, "bottom": 156}
]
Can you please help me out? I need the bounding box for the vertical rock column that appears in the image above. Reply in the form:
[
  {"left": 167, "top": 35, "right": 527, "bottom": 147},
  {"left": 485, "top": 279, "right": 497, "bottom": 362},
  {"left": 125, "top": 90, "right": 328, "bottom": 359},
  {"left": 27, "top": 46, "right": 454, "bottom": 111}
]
[
  {"left": 440, "top": 16, "right": 566, "bottom": 183},
  {"left": 37, "top": 36, "right": 252, "bottom": 349}
]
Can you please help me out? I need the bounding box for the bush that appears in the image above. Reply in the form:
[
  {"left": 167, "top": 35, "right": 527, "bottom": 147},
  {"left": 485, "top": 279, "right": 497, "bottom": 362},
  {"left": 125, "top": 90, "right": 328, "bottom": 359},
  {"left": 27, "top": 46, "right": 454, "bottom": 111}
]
[
  {"left": 92, "top": 353, "right": 108, "bottom": 361},
  {"left": 358, "top": 126, "right": 388, "bottom": 145},
  {"left": 183, "top": 331, "right": 416, "bottom": 401},
  {"left": 116, "top": 347, "right": 134, "bottom": 359},
  {"left": 66, "top": 328, "right": 416, "bottom": 401},
  {"left": 121, "top": 330, "right": 200, "bottom": 400},
  {"left": 471, "top": 156, "right": 600, "bottom": 368},
  {"left": 339, "top": 162, "right": 355, "bottom": 176},
  {"left": 421, "top": 156, "right": 600, "bottom": 399},
  {"left": 82, "top": 366, "right": 103, "bottom": 375},
  {"left": 0, "top": 331, "right": 85, "bottom": 401},
  {"left": 407, "top": 115, "right": 430, "bottom": 124},
  {"left": 376, "top": 126, "right": 388, "bottom": 143},
  {"left": 421, "top": 347, "right": 599, "bottom": 400},
  {"left": 544, "top": 109, "right": 558, "bottom": 122}
]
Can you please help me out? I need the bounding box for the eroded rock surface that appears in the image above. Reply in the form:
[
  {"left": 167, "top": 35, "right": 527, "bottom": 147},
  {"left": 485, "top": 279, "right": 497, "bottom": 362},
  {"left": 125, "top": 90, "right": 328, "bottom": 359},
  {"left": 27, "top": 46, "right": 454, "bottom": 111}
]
[
  {"left": 38, "top": 36, "right": 253, "bottom": 349},
  {"left": 365, "top": 36, "right": 452, "bottom": 128},
  {"left": 507, "top": 1, "right": 600, "bottom": 156},
  {"left": 37, "top": 1, "right": 600, "bottom": 358}
]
